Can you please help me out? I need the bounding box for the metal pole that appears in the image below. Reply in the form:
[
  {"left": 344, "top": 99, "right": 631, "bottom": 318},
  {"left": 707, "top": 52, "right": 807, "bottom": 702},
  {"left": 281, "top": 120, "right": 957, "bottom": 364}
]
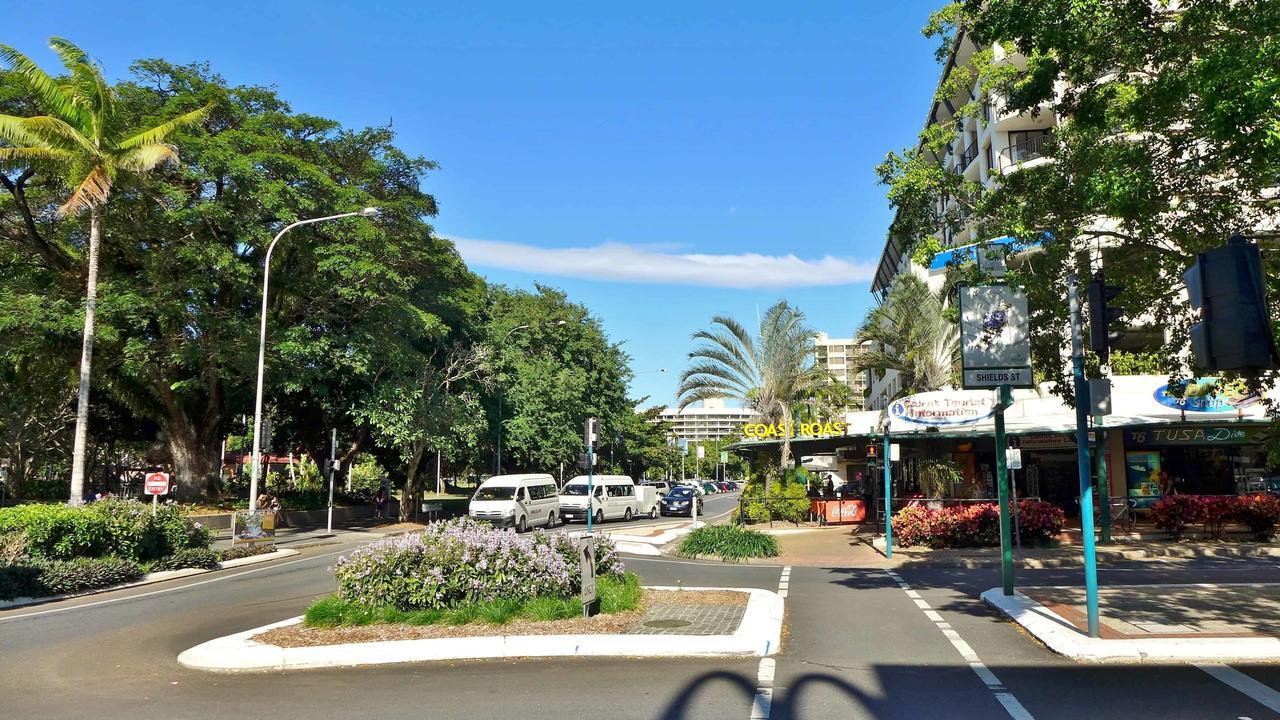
[
  {"left": 1011, "top": 464, "right": 1022, "bottom": 554},
  {"left": 586, "top": 445, "right": 595, "bottom": 533},
  {"left": 883, "top": 432, "right": 892, "bottom": 559},
  {"left": 437, "top": 450, "right": 443, "bottom": 495},
  {"left": 994, "top": 384, "right": 1014, "bottom": 596},
  {"left": 249, "top": 210, "right": 373, "bottom": 512},
  {"left": 1096, "top": 422, "right": 1112, "bottom": 543},
  {"left": 495, "top": 391, "right": 502, "bottom": 475},
  {"left": 1069, "top": 275, "right": 1102, "bottom": 637},
  {"left": 327, "top": 428, "right": 336, "bottom": 534}
]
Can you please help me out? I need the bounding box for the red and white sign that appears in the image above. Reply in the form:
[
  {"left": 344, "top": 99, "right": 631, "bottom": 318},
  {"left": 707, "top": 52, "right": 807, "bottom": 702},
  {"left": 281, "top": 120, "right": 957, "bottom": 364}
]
[{"left": 144, "top": 472, "right": 170, "bottom": 496}]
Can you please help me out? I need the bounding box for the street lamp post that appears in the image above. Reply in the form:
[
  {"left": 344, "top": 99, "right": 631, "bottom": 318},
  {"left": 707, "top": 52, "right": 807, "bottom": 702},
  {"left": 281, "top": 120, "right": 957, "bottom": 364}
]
[
  {"left": 495, "top": 319, "right": 567, "bottom": 475},
  {"left": 248, "top": 208, "right": 378, "bottom": 513}
]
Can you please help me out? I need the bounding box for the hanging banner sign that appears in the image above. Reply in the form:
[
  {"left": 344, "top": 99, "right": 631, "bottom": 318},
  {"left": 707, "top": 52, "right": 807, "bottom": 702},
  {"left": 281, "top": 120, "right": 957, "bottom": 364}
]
[
  {"left": 888, "top": 390, "right": 996, "bottom": 430},
  {"left": 958, "top": 285, "right": 1034, "bottom": 389}
]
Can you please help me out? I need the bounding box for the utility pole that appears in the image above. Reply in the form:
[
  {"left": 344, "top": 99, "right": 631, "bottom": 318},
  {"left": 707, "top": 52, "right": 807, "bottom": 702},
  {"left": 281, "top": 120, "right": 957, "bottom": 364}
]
[
  {"left": 326, "top": 428, "right": 336, "bottom": 534},
  {"left": 1070, "top": 275, "right": 1102, "bottom": 637},
  {"left": 993, "top": 384, "right": 1014, "bottom": 596}
]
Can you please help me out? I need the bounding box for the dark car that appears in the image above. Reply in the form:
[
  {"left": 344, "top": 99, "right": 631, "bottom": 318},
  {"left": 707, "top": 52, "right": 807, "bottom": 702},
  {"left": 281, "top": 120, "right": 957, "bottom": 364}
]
[
  {"left": 659, "top": 486, "right": 704, "bottom": 517},
  {"left": 716, "top": 481, "right": 732, "bottom": 492}
]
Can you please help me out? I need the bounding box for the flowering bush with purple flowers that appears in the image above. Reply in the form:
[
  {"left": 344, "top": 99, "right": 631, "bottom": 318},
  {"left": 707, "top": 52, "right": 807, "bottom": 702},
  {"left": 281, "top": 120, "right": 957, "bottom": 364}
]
[{"left": 334, "top": 518, "right": 624, "bottom": 610}]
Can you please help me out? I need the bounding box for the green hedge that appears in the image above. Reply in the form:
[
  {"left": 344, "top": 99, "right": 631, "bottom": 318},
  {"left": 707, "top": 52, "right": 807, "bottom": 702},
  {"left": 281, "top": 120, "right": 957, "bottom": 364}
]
[
  {"left": 678, "top": 525, "right": 780, "bottom": 562},
  {"left": 149, "top": 548, "right": 220, "bottom": 572},
  {"left": 0, "top": 557, "right": 144, "bottom": 600},
  {"left": 0, "top": 500, "right": 210, "bottom": 561}
]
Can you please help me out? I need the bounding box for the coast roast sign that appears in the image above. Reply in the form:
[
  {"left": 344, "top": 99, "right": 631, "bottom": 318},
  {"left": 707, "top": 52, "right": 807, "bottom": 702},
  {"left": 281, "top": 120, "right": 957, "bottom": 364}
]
[
  {"left": 742, "top": 421, "right": 849, "bottom": 439},
  {"left": 889, "top": 390, "right": 997, "bottom": 431},
  {"left": 957, "top": 285, "right": 1033, "bottom": 389}
]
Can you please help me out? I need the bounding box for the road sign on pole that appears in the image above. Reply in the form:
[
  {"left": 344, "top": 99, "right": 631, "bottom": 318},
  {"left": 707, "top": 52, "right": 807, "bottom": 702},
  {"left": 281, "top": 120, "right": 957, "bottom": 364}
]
[
  {"left": 576, "top": 533, "right": 597, "bottom": 617},
  {"left": 145, "top": 471, "right": 169, "bottom": 516}
]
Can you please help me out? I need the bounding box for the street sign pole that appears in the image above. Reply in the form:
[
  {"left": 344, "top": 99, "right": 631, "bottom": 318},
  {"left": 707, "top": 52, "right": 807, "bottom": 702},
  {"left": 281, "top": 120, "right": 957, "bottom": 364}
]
[
  {"left": 994, "top": 384, "right": 1014, "bottom": 596},
  {"left": 882, "top": 431, "right": 892, "bottom": 560},
  {"left": 1095, "top": 421, "right": 1111, "bottom": 543},
  {"left": 1069, "top": 275, "right": 1102, "bottom": 637},
  {"left": 327, "top": 428, "right": 336, "bottom": 535}
]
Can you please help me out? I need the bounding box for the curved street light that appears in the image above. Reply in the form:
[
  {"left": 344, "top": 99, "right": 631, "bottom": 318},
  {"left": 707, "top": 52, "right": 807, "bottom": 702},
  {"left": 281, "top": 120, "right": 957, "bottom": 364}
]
[{"left": 248, "top": 208, "right": 378, "bottom": 512}]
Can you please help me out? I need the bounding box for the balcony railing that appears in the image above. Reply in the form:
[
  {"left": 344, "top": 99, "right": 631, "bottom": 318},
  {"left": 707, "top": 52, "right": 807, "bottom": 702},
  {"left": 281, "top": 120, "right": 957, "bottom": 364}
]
[
  {"left": 1000, "top": 134, "right": 1052, "bottom": 168},
  {"left": 959, "top": 141, "right": 979, "bottom": 170}
]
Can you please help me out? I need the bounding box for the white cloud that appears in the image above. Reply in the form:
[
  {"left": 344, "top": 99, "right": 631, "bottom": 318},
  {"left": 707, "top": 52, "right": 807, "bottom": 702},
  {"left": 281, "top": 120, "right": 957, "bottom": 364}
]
[{"left": 450, "top": 237, "right": 876, "bottom": 289}]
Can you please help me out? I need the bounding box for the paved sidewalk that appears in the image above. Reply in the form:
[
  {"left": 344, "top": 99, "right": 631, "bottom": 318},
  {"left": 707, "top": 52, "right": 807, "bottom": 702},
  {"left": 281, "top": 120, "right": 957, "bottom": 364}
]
[
  {"left": 983, "top": 582, "right": 1280, "bottom": 662},
  {"left": 875, "top": 538, "right": 1280, "bottom": 568},
  {"left": 762, "top": 525, "right": 887, "bottom": 567},
  {"left": 210, "top": 521, "right": 423, "bottom": 551},
  {"left": 1024, "top": 583, "right": 1280, "bottom": 638}
]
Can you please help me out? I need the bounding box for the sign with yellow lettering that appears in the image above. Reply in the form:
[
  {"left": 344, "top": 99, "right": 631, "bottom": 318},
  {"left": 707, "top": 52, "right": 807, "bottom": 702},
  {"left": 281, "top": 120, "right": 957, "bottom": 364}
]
[{"left": 741, "top": 421, "right": 849, "bottom": 439}]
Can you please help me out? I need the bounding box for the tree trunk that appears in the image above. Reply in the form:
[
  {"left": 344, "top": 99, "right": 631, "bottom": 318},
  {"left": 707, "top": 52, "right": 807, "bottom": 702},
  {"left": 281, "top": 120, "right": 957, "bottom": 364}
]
[
  {"left": 169, "top": 430, "right": 219, "bottom": 502},
  {"left": 68, "top": 208, "right": 102, "bottom": 505},
  {"left": 400, "top": 442, "right": 427, "bottom": 522}
]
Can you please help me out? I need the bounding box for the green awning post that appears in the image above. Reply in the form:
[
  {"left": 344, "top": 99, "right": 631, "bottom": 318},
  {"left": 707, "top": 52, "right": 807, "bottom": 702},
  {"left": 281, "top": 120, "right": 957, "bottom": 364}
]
[
  {"left": 883, "top": 432, "right": 892, "bottom": 559},
  {"left": 994, "top": 384, "right": 1014, "bottom": 596}
]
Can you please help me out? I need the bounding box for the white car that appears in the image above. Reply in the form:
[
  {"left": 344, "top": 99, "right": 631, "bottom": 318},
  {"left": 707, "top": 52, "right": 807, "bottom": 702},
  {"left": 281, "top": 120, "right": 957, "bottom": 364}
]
[
  {"left": 468, "top": 474, "right": 560, "bottom": 532},
  {"left": 559, "top": 475, "right": 657, "bottom": 524}
]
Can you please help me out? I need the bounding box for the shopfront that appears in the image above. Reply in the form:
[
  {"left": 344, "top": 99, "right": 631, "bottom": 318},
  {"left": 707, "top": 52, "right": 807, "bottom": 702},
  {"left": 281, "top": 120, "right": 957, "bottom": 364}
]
[{"left": 1122, "top": 425, "right": 1271, "bottom": 501}]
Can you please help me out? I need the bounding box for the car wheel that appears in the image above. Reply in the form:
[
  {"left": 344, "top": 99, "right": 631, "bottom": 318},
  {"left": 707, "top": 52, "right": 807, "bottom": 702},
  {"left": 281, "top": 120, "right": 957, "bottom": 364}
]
[
  {"left": 594, "top": 509, "right": 604, "bottom": 525},
  {"left": 516, "top": 516, "right": 527, "bottom": 533},
  {"left": 649, "top": 506, "right": 658, "bottom": 519},
  {"left": 624, "top": 507, "right": 633, "bottom": 521},
  {"left": 547, "top": 511, "right": 557, "bottom": 528}
]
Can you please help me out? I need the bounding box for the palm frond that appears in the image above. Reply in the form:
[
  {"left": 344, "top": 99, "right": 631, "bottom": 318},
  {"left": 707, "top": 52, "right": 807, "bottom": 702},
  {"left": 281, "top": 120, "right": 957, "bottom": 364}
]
[
  {"left": 117, "top": 104, "right": 212, "bottom": 149},
  {"left": 12, "top": 115, "right": 96, "bottom": 153},
  {"left": 0, "top": 114, "right": 48, "bottom": 147},
  {"left": 0, "top": 44, "right": 89, "bottom": 129},
  {"left": 58, "top": 164, "right": 112, "bottom": 216},
  {"left": 115, "top": 143, "right": 176, "bottom": 172},
  {"left": 0, "top": 145, "right": 73, "bottom": 169}
]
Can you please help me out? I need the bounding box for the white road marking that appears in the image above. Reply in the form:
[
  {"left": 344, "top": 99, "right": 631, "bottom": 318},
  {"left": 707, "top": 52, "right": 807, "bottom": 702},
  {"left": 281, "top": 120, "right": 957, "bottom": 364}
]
[
  {"left": 1197, "top": 664, "right": 1280, "bottom": 714},
  {"left": 886, "top": 570, "right": 1036, "bottom": 720},
  {"left": 746, "top": 566, "right": 790, "bottom": 720},
  {"left": 0, "top": 548, "right": 348, "bottom": 622},
  {"left": 757, "top": 657, "right": 776, "bottom": 685},
  {"left": 750, "top": 688, "right": 773, "bottom": 719}
]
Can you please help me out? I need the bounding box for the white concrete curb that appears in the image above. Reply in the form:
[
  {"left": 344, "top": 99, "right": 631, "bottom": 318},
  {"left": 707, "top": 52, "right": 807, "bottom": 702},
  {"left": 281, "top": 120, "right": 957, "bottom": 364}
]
[
  {"left": 0, "top": 548, "right": 300, "bottom": 611},
  {"left": 981, "top": 587, "right": 1280, "bottom": 663},
  {"left": 178, "top": 585, "right": 785, "bottom": 673}
]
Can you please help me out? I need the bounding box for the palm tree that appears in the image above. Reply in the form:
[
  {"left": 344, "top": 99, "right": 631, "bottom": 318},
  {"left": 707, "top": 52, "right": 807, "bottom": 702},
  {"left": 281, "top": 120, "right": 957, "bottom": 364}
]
[
  {"left": 852, "top": 274, "right": 959, "bottom": 400},
  {"left": 676, "top": 300, "right": 827, "bottom": 474},
  {"left": 0, "top": 38, "right": 210, "bottom": 504}
]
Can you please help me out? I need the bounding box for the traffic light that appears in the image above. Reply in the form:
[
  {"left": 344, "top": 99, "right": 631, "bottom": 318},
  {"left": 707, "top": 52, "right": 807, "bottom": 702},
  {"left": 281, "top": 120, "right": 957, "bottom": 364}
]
[
  {"left": 1087, "top": 272, "right": 1124, "bottom": 365},
  {"left": 1184, "top": 235, "right": 1279, "bottom": 372},
  {"left": 583, "top": 417, "right": 601, "bottom": 448}
]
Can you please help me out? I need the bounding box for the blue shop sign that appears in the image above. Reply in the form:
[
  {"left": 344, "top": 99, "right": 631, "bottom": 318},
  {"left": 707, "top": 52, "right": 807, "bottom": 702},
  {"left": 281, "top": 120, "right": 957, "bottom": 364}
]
[{"left": 1153, "top": 378, "right": 1252, "bottom": 413}]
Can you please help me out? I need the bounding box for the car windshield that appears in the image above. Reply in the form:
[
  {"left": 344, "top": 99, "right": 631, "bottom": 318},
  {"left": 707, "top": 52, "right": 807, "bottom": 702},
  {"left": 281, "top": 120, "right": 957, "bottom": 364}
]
[
  {"left": 561, "top": 485, "right": 589, "bottom": 496},
  {"left": 474, "top": 486, "right": 517, "bottom": 501},
  {"left": 668, "top": 488, "right": 694, "bottom": 498}
]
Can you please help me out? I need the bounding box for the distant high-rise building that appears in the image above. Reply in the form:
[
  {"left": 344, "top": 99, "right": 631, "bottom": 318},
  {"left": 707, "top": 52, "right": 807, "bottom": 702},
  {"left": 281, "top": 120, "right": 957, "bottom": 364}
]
[
  {"left": 813, "top": 332, "right": 867, "bottom": 410},
  {"left": 649, "top": 397, "right": 755, "bottom": 443}
]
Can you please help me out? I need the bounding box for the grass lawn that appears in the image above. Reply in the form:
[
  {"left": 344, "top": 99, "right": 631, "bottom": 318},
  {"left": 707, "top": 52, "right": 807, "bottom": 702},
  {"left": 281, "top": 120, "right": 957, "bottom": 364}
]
[{"left": 304, "top": 572, "right": 643, "bottom": 628}]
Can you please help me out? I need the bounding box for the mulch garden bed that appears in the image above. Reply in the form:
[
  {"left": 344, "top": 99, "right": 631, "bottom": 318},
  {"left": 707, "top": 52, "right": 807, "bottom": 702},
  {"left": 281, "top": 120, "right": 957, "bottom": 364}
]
[{"left": 253, "top": 588, "right": 749, "bottom": 648}]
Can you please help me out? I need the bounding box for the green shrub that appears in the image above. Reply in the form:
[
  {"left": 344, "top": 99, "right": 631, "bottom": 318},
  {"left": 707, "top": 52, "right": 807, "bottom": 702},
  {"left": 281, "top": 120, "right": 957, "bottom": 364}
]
[
  {"left": 0, "top": 531, "right": 28, "bottom": 563},
  {"left": 218, "top": 543, "right": 277, "bottom": 562},
  {"left": 679, "top": 525, "right": 780, "bottom": 561},
  {"left": 304, "top": 572, "right": 643, "bottom": 628},
  {"left": 740, "top": 470, "right": 810, "bottom": 525},
  {"left": 149, "top": 548, "right": 220, "bottom": 572},
  {"left": 0, "top": 557, "right": 144, "bottom": 600},
  {"left": 0, "top": 500, "right": 210, "bottom": 562}
]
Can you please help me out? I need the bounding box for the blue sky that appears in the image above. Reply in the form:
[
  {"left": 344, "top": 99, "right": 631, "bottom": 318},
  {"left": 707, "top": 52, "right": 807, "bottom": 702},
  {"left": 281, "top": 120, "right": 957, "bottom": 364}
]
[{"left": 9, "top": 1, "right": 945, "bottom": 406}]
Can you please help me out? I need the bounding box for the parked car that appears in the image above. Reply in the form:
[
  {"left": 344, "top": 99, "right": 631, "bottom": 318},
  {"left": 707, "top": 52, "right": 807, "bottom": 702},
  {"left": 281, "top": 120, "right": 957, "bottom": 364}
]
[
  {"left": 716, "top": 481, "right": 731, "bottom": 492},
  {"left": 468, "top": 473, "right": 560, "bottom": 532},
  {"left": 701, "top": 482, "right": 719, "bottom": 495},
  {"left": 643, "top": 480, "right": 673, "bottom": 496},
  {"left": 659, "top": 486, "right": 704, "bottom": 517},
  {"left": 676, "top": 480, "right": 706, "bottom": 496},
  {"left": 724, "top": 480, "right": 739, "bottom": 491},
  {"left": 559, "top": 475, "right": 657, "bottom": 524}
]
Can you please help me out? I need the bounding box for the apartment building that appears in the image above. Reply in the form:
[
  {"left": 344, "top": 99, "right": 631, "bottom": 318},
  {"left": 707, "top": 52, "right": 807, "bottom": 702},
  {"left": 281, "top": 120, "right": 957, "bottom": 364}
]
[
  {"left": 651, "top": 397, "right": 755, "bottom": 443},
  {"left": 813, "top": 333, "right": 868, "bottom": 410}
]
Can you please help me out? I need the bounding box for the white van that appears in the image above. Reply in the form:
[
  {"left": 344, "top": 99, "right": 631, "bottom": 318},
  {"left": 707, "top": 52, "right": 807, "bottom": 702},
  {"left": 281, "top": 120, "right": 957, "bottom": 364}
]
[
  {"left": 468, "top": 473, "right": 560, "bottom": 532},
  {"left": 559, "top": 475, "right": 657, "bottom": 524}
]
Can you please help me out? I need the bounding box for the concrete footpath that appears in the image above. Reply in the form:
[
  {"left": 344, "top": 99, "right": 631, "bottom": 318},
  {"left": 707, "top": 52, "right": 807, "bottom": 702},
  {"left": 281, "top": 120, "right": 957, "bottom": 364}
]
[{"left": 984, "top": 582, "right": 1280, "bottom": 662}]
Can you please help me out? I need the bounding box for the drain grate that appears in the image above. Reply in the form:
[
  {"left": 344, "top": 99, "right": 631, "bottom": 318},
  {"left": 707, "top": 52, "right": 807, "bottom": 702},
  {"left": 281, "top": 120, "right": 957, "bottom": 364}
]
[{"left": 643, "top": 618, "right": 693, "bottom": 629}]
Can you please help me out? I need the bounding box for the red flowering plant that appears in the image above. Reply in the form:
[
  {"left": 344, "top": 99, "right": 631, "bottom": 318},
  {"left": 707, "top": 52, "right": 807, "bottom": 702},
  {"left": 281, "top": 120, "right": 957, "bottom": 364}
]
[
  {"left": 1152, "top": 495, "right": 1203, "bottom": 539},
  {"left": 1235, "top": 494, "right": 1280, "bottom": 541},
  {"left": 1199, "top": 496, "right": 1238, "bottom": 540},
  {"left": 1014, "top": 500, "right": 1066, "bottom": 546}
]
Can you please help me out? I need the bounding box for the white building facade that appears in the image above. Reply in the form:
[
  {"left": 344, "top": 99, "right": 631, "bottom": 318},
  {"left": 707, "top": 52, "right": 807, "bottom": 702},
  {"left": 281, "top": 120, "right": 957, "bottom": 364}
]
[
  {"left": 813, "top": 333, "right": 868, "bottom": 410},
  {"left": 652, "top": 397, "right": 754, "bottom": 443}
]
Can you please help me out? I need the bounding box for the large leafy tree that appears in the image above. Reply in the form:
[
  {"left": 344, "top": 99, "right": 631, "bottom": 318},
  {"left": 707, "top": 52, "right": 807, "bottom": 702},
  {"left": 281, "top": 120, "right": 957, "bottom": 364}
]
[
  {"left": 852, "top": 274, "right": 958, "bottom": 401},
  {"left": 0, "top": 57, "right": 480, "bottom": 499},
  {"left": 676, "top": 300, "right": 826, "bottom": 473},
  {"left": 0, "top": 39, "right": 209, "bottom": 503},
  {"left": 878, "top": 1, "right": 1280, "bottom": 400},
  {"left": 484, "top": 284, "right": 632, "bottom": 477}
]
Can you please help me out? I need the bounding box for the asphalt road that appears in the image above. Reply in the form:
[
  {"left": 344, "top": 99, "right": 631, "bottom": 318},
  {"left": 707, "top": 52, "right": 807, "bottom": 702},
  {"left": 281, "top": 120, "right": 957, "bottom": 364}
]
[{"left": 3, "top": 527, "right": 1280, "bottom": 719}]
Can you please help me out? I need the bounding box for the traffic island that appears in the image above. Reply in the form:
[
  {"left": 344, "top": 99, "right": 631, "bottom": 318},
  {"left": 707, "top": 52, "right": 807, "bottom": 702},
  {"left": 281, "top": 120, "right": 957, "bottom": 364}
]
[
  {"left": 982, "top": 583, "right": 1280, "bottom": 663},
  {"left": 177, "top": 585, "right": 784, "bottom": 672}
]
